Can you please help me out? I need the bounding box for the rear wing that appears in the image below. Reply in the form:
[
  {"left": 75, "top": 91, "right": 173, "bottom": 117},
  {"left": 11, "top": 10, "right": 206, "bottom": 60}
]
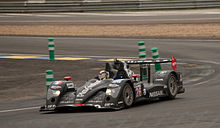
[
  {"left": 125, "top": 59, "right": 171, "bottom": 65},
  {"left": 125, "top": 56, "right": 177, "bottom": 71},
  {"left": 125, "top": 56, "right": 177, "bottom": 83}
]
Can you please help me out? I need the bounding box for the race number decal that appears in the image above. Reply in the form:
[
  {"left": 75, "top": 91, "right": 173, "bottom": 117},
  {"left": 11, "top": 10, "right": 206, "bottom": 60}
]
[{"left": 136, "top": 87, "right": 142, "bottom": 97}]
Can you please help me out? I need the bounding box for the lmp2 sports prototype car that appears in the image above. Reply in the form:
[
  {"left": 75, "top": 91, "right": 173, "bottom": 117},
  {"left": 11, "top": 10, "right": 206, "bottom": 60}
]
[{"left": 40, "top": 57, "right": 185, "bottom": 111}]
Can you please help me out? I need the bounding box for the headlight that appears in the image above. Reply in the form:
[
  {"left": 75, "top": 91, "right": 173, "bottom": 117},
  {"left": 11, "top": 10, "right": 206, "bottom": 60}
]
[
  {"left": 106, "top": 89, "right": 112, "bottom": 95},
  {"left": 52, "top": 90, "right": 60, "bottom": 96},
  {"left": 106, "top": 87, "right": 121, "bottom": 98},
  {"left": 47, "top": 90, "right": 60, "bottom": 100}
]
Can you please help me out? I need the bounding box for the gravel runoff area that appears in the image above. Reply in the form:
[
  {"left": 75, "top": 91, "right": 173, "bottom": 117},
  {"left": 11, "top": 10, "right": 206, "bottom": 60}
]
[{"left": 0, "top": 24, "right": 220, "bottom": 38}]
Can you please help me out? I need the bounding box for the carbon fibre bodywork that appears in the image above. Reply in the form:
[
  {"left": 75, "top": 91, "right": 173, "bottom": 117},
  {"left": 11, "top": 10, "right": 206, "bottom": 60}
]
[
  {"left": 41, "top": 79, "right": 133, "bottom": 111},
  {"left": 40, "top": 58, "right": 185, "bottom": 111}
]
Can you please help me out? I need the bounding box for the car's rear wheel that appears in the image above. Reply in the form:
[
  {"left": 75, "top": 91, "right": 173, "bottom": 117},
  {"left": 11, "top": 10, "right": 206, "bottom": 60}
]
[
  {"left": 122, "top": 84, "right": 134, "bottom": 108},
  {"left": 167, "top": 74, "right": 178, "bottom": 99}
]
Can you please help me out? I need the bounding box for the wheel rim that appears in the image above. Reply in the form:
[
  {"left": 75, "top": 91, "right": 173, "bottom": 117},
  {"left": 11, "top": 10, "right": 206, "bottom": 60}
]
[
  {"left": 169, "top": 76, "right": 178, "bottom": 96},
  {"left": 123, "top": 85, "right": 134, "bottom": 106}
]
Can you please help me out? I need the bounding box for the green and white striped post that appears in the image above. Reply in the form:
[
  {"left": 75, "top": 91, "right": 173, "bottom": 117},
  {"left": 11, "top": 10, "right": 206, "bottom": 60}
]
[
  {"left": 138, "top": 41, "right": 147, "bottom": 80},
  {"left": 138, "top": 41, "right": 146, "bottom": 58},
  {"left": 151, "top": 47, "right": 162, "bottom": 72},
  {"left": 48, "top": 38, "right": 55, "bottom": 60},
  {"left": 46, "top": 70, "right": 54, "bottom": 91}
]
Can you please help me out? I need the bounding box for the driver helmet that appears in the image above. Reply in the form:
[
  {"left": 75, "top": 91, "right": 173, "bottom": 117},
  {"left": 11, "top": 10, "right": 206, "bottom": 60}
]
[{"left": 98, "top": 70, "right": 109, "bottom": 80}]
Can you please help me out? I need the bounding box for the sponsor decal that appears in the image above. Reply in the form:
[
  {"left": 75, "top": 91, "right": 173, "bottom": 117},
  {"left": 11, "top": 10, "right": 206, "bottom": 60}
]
[
  {"left": 66, "top": 83, "right": 75, "bottom": 88},
  {"left": 75, "top": 99, "right": 83, "bottom": 101},
  {"left": 118, "top": 101, "right": 123, "bottom": 104},
  {"left": 88, "top": 100, "right": 102, "bottom": 103},
  {"left": 149, "top": 90, "right": 163, "bottom": 97},
  {"left": 77, "top": 93, "right": 84, "bottom": 97},
  {"left": 155, "top": 78, "right": 164, "bottom": 82},
  {"left": 104, "top": 103, "right": 114, "bottom": 107},
  {"left": 87, "top": 80, "right": 101, "bottom": 89},
  {"left": 60, "top": 101, "right": 74, "bottom": 104},
  {"left": 47, "top": 105, "right": 56, "bottom": 108},
  {"left": 77, "top": 80, "right": 101, "bottom": 97}
]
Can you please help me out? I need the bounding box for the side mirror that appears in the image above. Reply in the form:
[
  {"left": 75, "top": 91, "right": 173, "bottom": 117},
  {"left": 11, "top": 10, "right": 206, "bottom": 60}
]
[
  {"left": 64, "top": 76, "right": 71, "bottom": 81},
  {"left": 132, "top": 74, "right": 140, "bottom": 81}
]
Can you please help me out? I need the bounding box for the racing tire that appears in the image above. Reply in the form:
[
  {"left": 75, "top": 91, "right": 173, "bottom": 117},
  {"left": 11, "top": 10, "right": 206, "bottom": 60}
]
[
  {"left": 167, "top": 74, "right": 178, "bottom": 99},
  {"left": 122, "top": 83, "right": 134, "bottom": 108}
]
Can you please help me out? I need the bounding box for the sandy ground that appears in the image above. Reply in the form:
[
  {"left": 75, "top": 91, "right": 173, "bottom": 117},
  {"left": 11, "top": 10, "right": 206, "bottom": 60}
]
[{"left": 0, "top": 24, "right": 220, "bottom": 38}]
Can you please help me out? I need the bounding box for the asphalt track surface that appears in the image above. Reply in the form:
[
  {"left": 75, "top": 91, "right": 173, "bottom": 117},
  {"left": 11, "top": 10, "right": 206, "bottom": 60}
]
[
  {"left": 0, "top": 36, "right": 220, "bottom": 128},
  {"left": 1, "top": 10, "right": 220, "bottom": 128}
]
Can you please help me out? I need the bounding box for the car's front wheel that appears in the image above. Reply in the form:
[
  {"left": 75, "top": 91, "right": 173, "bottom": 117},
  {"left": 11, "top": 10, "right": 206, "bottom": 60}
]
[{"left": 122, "top": 84, "right": 134, "bottom": 108}]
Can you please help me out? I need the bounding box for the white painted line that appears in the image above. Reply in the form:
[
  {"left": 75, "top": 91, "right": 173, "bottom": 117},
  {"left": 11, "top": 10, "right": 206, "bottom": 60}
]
[
  {"left": 5, "top": 13, "right": 34, "bottom": 16},
  {"left": 34, "top": 14, "right": 72, "bottom": 17},
  {"left": 0, "top": 106, "right": 40, "bottom": 113},
  {"left": 1, "top": 35, "right": 220, "bottom": 42},
  {"left": 1, "top": 9, "right": 220, "bottom": 17},
  {"left": 192, "top": 79, "right": 211, "bottom": 86},
  {"left": 1, "top": 17, "right": 220, "bottom": 23},
  {"left": 185, "top": 59, "right": 220, "bottom": 66},
  {"left": 203, "top": 12, "right": 220, "bottom": 14},
  {"left": 57, "top": 10, "right": 220, "bottom": 16},
  {"left": 0, "top": 16, "right": 12, "bottom": 17}
]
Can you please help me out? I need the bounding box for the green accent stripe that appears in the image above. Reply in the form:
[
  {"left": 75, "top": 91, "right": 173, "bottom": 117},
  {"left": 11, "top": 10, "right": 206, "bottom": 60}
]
[
  {"left": 48, "top": 44, "right": 55, "bottom": 47},
  {"left": 152, "top": 55, "right": 159, "bottom": 59},
  {"left": 139, "top": 54, "right": 146, "bottom": 58},
  {"left": 138, "top": 41, "right": 145, "bottom": 46},
  {"left": 139, "top": 49, "right": 146, "bottom": 52},
  {"left": 151, "top": 47, "right": 158, "bottom": 52},
  {"left": 46, "top": 78, "right": 54, "bottom": 81},
  {"left": 46, "top": 70, "right": 53, "bottom": 74},
  {"left": 48, "top": 38, "right": 54, "bottom": 42}
]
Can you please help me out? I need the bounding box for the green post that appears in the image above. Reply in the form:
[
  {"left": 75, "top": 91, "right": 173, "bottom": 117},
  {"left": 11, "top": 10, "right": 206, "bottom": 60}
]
[
  {"left": 138, "top": 41, "right": 147, "bottom": 80},
  {"left": 48, "top": 38, "right": 55, "bottom": 60},
  {"left": 46, "top": 70, "right": 54, "bottom": 91},
  {"left": 151, "top": 47, "right": 162, "bottom": 72}
]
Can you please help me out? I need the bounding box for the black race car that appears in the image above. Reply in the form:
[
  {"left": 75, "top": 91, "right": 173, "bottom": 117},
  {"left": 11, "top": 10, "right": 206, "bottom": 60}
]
[{"left": 40, "top": 57, "right": 185, "bottom": 111}]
